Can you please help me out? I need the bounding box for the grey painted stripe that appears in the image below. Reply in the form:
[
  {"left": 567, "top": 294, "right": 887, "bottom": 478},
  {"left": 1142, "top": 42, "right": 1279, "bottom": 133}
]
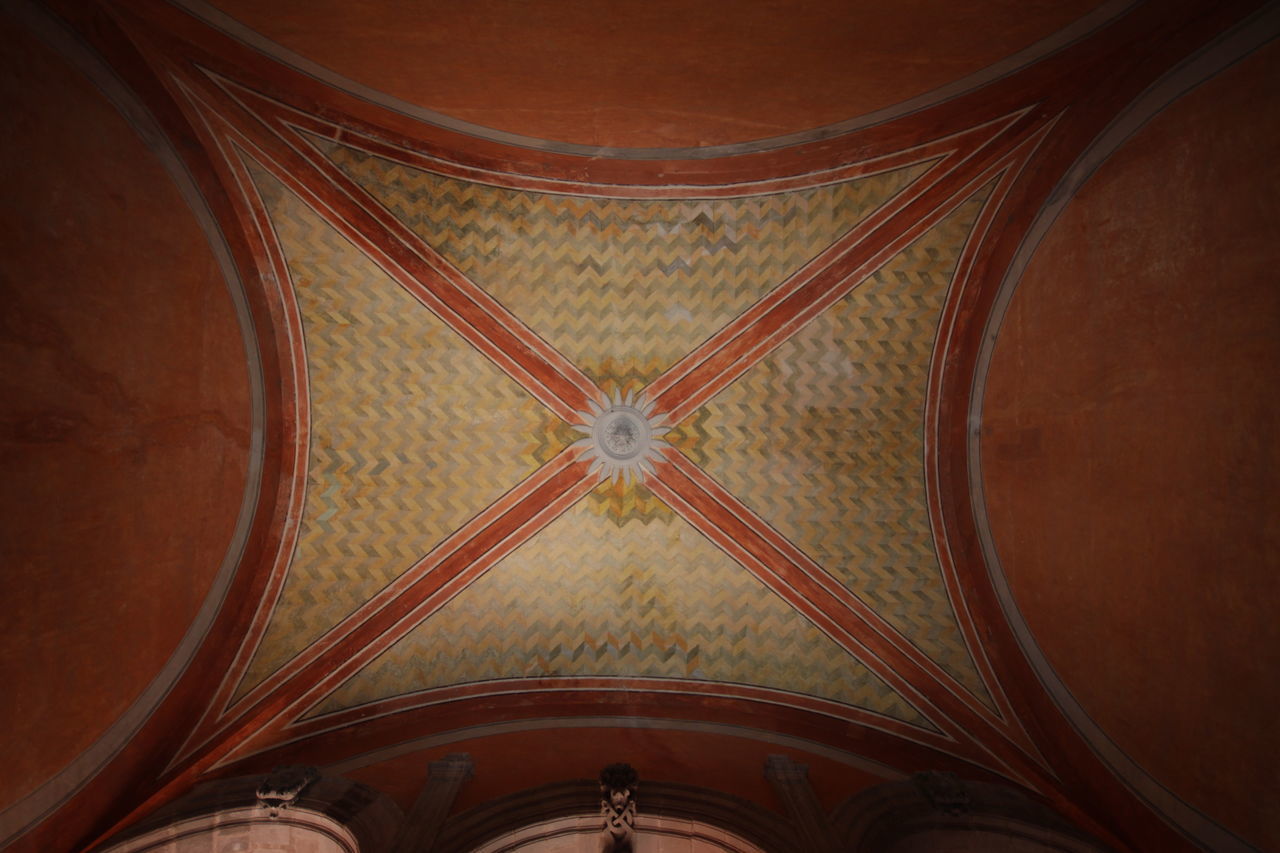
[
  {"left": 322, "top": 716, "right": 907, "bottom": 783},
  {"left": 967, "top": 6, "right": 1280, "bottom": 852},
  {"left": 0, "top": 0, "right": 266, "bottom": 846},
  {"left": 172, "top": 0, "right": 1134, "bottom": 161}
]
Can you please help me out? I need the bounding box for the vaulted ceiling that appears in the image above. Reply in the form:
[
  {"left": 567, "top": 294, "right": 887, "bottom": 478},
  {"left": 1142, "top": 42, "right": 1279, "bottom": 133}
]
[{"left": 1, "top": 1, "right": 1277, "bottom": 851}]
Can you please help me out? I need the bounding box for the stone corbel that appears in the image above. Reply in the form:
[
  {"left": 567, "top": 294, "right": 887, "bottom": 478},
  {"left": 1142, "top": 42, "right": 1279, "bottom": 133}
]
[{"left": 255, "top": 765, "right": 321, "bottom": 818}]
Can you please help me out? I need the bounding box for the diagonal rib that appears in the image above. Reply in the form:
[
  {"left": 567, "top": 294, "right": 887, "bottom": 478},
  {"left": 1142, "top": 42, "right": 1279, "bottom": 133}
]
[
  {"left": 647, "top": 448, "right": 1049, "bottom": 790},
  {"left": 192, "top": 71, "right": 603, "bottom": 423},
  {"left": 645, "top": 112, "right": 1039, "bottom": 426},
  {"left": 193, "top": 445, "right": 598, "bottom": 770}
]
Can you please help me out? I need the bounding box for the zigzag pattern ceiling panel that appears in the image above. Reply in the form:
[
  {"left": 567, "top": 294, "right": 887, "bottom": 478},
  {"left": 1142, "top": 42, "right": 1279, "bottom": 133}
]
[
  {"left": 236, "top": 166, "right": 568, "bottom": 697},
  {"left": 311, "top": 499, "right": 932, "bottom": 727},
  {"left": 683, "top": 189, "right": 995, "bottom": 707},
  {"left": 314, "top": 136, "right": 930, "bottom": 378}
]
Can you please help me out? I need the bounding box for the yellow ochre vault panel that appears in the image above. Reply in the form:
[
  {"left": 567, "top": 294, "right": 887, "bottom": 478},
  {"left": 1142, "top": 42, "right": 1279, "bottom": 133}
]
[
  {"left": 235, "top": 165, "right": 567, "bottom": 699},
  {"left": 680, "top": 188, "right": 995, "bottom": 708},
  {"left": 313, "top": 135, "right": 931, "bottom": 378},
  {"left": 310, "top": 500, "right": 933, "bottom": 729}
]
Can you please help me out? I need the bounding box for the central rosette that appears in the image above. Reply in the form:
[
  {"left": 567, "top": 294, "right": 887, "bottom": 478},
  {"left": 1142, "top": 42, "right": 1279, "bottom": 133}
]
[
  {"left": 572, "top": 390, "right": 670, "bottom": 484},
  {"left": 595, "top": 407, "right": 648, "bottom": 460}
]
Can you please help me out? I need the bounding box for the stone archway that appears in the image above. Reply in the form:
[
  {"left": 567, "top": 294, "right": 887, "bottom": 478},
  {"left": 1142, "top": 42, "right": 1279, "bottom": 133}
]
[
  {"left": 97, "top": 770, "right": 401, "bottom": 853},
  {"left": 835, "top": 774, "right": 1113, "bottom": 852}
]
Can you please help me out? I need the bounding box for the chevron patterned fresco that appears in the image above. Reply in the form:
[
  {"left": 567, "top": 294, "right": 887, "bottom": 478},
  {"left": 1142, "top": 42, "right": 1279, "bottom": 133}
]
[
  {"left": 681, "top": 189, "right": 995, "bottom": 707},
  {"left": 309, "top": 500, "right": 932, "bottom": 728},
  {"left": 313, "top": 135, "right": 930, "bottom": 377},
  {"left": 234, "top": 165, "right": 568, "bottom": 699},
  {"left": 234, "top": 135, "right": 994, "bottom": 721}
]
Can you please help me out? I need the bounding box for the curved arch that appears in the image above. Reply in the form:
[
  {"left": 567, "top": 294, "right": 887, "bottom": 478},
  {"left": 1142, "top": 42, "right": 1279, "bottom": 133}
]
[
  {"left": 100, "top": 808, "right": 360, "bottom": 853},
  {"left": 436, "top": 779, "right": 792, "bottom": 853},
  {"left": 0, "top": 1, "right": 267, "bottom": 846},
  {"left": 835, "top": 776, "right": 1108, "bottom": 852},
  {"left": 98, "top": 773, "right": 400, "bottom": 853},
  {"left": 173, "top": 0, "right": 1131, "bottom": 159},
  {"left": 966, "top": 4, "right": 1280, "bottom": 852}
]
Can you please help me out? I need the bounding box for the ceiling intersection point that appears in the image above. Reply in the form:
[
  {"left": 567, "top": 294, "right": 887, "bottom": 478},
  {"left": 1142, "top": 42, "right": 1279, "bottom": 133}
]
[{"left": 572, "top": 388, "right": 671, "bottom": 486}]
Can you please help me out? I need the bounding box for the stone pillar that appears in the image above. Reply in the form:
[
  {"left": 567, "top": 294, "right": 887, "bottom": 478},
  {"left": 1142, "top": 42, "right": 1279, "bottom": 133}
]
[
  {"left": 393, "top": 753, "right": 475, "bottom": 853},
  {"left": 764, "top": 754, "right": 840, "bottom": 853}
]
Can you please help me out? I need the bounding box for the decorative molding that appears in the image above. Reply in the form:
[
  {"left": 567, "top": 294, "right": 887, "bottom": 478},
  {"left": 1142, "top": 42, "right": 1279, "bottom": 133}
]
[
  {"left": 320, "top": 717, "right": 905, "bottom": 786},
  {"left": 597, "top": 763, "right": 638, "bottom": 853},
  {"left": 291, "top": 678, "right": 949, "bottom": 756}
]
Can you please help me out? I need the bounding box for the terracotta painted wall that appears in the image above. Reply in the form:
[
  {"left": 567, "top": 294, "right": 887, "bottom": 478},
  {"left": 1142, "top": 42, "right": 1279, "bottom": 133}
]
[
  {"left": 980, "top": 38, "right": 1280, "bottom": 852},
  {"left": 0, "top": 12, "right": 252, "bottom": 811},
  {"left": 207, "top": 0, "right": 1103, "bottom": 148},
  {"left": 336, "top": 727, "right": 890, "bottom": 820}
]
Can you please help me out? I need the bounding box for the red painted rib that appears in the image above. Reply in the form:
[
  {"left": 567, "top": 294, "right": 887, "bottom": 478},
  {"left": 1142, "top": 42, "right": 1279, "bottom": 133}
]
[
  {"left": 648, "top": 449, "right": 1052, "bottom": 791},
  {"left": 181, "top": 71, "right": 602, "bottom": 423},
  {"left": 645, "top": 112, "right": 1041, "bottom": 426}
]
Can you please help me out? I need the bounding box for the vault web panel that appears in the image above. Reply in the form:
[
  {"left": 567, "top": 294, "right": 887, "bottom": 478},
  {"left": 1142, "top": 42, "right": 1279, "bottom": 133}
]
[
  {"left": 310, "top": 499, "right": 933, "bottom": 728},
  {"left": 314, "top": 135, "right": 930, "bottom": 379},
  {"left": 234, "top": 166, "right": 566, "bottom": 699},
  {"left": 678, "top": 189, "right": 995, "bottom": 708}
]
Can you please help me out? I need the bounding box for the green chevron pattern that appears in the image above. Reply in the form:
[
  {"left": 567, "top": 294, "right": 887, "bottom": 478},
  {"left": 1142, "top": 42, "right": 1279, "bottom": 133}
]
[
  {"left": 234, "top": 164, "right": 567, "bottom": 699},
  {"left": 312, "top": 134, "right": 931, "bottom": 377},
  {"left": 308, "top": 499, "right": 933, "bottom": 728},
  {"left": 677, "top": 188, "right": 996, "bottom": 708}
]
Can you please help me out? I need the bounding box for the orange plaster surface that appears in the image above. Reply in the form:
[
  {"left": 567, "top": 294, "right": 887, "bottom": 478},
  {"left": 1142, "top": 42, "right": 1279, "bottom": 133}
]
[
  {"left": 340, "top": 727, "right": 888, "bottom": 819},
  {"left": 0, "top": 15, "right": 252, "bottom": 810},
  {"left": 207, "top": 0, "right": 1102, "bottom": 148},
  {"left": 981, "top": 40, "right": 1280, "bottom": 851}
]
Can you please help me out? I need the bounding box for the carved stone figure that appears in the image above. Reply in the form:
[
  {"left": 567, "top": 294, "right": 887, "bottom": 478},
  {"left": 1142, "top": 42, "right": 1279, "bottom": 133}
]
[
  {"left": 911, "top": 770, "right": 970, "bottom": 816},
  {"left": 255, "top": 765, "right": 320, "bottom": 817},
  {"left": 598, "top": 763, "right": 638, "bottom": 853}
]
